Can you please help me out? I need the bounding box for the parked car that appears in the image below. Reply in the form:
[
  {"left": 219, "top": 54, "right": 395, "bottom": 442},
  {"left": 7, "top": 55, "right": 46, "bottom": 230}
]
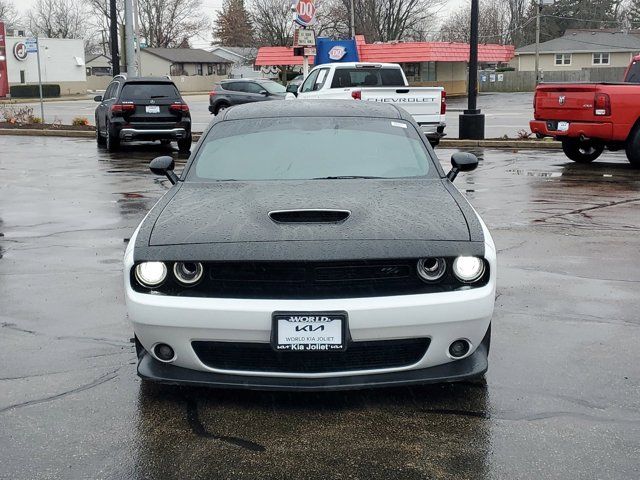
[
  {"left": 287, "top": 62, "right": 446, "bottom": 146},
  {"left": 530, "top": 54, "right": 640, "bottom": 166},
  {"left": 94, "top": 75, "right": 192, "bottom": 153},
  {"left": 124, "top": 100, "right": 496, "bottom": 390},
  {"left": 286, "top": 74, "right": 304, "bottom": 93},
  {"left": 208, "top": 79, "right": 287, "bottom": 115}
]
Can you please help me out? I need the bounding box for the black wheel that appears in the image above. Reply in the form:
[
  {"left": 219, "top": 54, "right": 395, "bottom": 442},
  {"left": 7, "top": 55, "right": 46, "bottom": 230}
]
[
  {"left": 561, "top": 138, "right": 604, "bottom": 163},
  {"left": 428, "top": 138, "right": 440, "bottom": 148},
  {"left": 178, "top": 134, "right": 192, "bottom": 153},
  {"left": 106, "top": 129, "right": 120, "bottom": 152},
  {"left": 214, "top": 103, "right": 229, "bottom": 115},
  {"left": 96, "top": 125, "right": 106, "bottom": 147},
  {"left": 625, "top": 125, "right": 640, "bottom": 168}
]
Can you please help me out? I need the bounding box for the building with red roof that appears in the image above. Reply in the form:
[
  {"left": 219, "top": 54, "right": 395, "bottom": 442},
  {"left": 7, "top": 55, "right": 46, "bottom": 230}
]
[{"left": 255, "top": 35, "right": 514, "bottom": 95}]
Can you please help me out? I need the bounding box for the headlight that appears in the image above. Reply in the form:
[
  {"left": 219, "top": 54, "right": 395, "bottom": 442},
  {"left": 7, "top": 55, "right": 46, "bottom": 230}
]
[
  {"left": 417, "top": 257, "right": 446, "bottom": 282},
  {"left": 173, "top": 261, "right": 204, "bottom": 286},
  {"left": 452, "top": 256, "right": 485, "bottom": 283},
  {"left": 135, "top": 261, "right": 167, "bottom": 287}
]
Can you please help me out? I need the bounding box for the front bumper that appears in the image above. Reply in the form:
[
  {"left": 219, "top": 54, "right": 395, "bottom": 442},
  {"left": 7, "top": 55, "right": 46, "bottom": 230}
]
[
  {"left": 530, "top": 119, "right": 613, "bottom": 139},
  {"left": 137, "top": 325, "right": 490, "bottom": 391}
]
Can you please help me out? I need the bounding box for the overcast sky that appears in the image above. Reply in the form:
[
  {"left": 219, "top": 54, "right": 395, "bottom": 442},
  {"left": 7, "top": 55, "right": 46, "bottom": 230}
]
[{"left": 12, "top": 0, "right": 467, "bottom": 48}]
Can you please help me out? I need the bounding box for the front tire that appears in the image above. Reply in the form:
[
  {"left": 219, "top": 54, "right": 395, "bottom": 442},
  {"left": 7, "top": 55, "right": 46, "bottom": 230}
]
[
  {"left": 625, "top": 125, "right": 640, "bottom": 168},
  {"left": 178, "top": 134, "right": 192, "bottom": 153},
  {"left": 561, "top": 138, "right": 604, "bottom": 163}
]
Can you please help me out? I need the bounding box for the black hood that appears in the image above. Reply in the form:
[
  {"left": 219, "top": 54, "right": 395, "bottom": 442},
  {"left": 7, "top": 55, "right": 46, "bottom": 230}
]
[{"left": 134, "top": 179, "right": 485, "bottom": 261}]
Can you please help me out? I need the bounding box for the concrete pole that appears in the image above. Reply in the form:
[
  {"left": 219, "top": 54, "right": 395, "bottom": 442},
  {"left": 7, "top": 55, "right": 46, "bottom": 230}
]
[
  {"left": 124, "top": 0, "right": 137, "bottom": 76},
  {"left": 132, "top": 0, "right": 142, "bottom": 73},
  {"left": 535, "top": 2, "right": 541, "bottom": 84},
  {"left": 350, "top": 0, "right": 356, "bottom": 38}
]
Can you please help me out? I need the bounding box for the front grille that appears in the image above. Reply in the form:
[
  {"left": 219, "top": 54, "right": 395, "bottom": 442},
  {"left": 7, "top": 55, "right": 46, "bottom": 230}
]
[
  {"left": 131, "top": 259, "right": 489, "bottom": 299},
  {"left": 192, "top": 338, "right": 430, "bottom": 373}
]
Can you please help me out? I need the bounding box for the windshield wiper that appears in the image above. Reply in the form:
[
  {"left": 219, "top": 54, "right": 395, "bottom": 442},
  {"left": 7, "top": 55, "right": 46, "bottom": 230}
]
[{"left": 311, "top": 175, "right": 386, "bottom": 180}]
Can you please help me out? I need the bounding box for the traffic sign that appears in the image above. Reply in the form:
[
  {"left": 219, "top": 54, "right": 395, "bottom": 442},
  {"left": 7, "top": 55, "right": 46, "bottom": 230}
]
[
  {"left": 293, "top": 28, "right": 315, "bottom": 47},
  {"left": 25, "top": 38, "right": 38, "bottom": 53},
  {"left": 293, "top": 0, "right": 316, "bottom": 26}
]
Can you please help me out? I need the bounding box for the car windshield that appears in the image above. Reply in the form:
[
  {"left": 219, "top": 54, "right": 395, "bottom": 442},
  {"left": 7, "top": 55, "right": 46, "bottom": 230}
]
[
  {"left": 259, "top": 81, "right": 287, "bottom": 94},
  {"left": 188, "top": 117, "right": 434, "bottom": 181},
  {"left": 120, "top": 82, "right": 180, "bottom": 100}
]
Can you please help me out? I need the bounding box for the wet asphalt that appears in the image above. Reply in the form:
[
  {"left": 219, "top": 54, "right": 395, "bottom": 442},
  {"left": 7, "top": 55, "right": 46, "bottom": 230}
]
[{"left": 0, "top": 136, "right": 639, "bottom": 479}]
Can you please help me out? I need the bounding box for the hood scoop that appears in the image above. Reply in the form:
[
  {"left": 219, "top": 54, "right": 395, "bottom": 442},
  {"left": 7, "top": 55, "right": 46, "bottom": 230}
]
[{"left": 269, "top": 209, "right": 350, "bottom": 224}]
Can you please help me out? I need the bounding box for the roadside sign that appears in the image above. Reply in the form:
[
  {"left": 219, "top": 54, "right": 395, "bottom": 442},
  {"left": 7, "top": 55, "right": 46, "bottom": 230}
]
[
  {"left": 303, "top": 47, "right": 316, "bottom": 56},
  {"left": 25, "top": 38, "right": 38, "bottom": 53},
  {"left": 293, "top": 0, "right": 316, "bottom": 26},
  {"left": 328, "top": 45, "right": 347, "bottom": 61},
  {"left": 293, "top": 28, "right": 315, "bottom": 47},
  {"left": 13, "top": 41, "right": 28, "bottom": 61}
]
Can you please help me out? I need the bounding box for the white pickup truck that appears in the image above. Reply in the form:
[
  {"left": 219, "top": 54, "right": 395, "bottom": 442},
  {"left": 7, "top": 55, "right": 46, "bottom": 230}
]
[{"left": 286, "top": 62, "right": 446, "bottom": 145}]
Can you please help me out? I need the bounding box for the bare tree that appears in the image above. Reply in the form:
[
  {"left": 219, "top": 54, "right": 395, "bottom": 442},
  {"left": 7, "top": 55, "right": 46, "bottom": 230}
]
[
  {"left": 136, "top": 0, "right": 209, "bottom": 48},
  {"left": 27, "top": 0, "right": 91, "bottom": 38},
  {"left": 439, "top": 0, "right": 511, "bottom": 44},
  {"left": 0, "top": 0, "right": 19, "bottom": 28},
  {"left": 336, "top": 0, "right": 444, "bottom": 42},
  {"left": 251, "top": 0, "right": 293, "bottom": 46}
]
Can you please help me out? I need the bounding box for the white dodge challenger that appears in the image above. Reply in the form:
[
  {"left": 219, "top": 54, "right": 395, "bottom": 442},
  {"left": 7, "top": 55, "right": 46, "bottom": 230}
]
[{"left": 124, "top": 100, "right": 496, "bottom": 390}]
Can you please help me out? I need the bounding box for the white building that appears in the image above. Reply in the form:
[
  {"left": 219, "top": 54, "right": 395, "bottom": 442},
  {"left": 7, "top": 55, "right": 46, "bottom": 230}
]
[
  {"left": 209, "top": 46, "right": 269, "bottom": 79},
  {"left": 5, "top": 36, "right": 86, "bottom": 96}
]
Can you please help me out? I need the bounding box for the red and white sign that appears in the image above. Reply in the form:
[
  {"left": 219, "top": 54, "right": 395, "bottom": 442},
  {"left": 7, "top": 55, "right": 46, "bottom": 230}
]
[
  {"left": 293, "top": 0, "right": 316, "bottom": 27},
  {"left": 13, "top": 41, "right": 28, "bottom": 61},
  {"left": 328, "top": 45, "right": 347, "bottom": 61}
]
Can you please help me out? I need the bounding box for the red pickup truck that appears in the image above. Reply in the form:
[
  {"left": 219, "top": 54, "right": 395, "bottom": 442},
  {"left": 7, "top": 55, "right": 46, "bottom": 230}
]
[{"left": 530, "top": 55, "right": 640, "bottom": 166}]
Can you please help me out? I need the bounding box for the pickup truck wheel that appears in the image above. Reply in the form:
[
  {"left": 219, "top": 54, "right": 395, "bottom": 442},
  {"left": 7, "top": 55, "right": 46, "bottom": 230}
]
[
  {"left": 625, "top": 126, "right": 640, "bottom": 167},
  {"left": 561, "top": 138, "right": 604, "bottom": 163}
]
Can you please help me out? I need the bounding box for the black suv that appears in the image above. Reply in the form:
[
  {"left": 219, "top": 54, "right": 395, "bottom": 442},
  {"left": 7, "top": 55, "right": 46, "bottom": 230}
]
[
  {"left": 208, "top": 79, "right": 286, "bottom": 115},
  {"left": 94, "top": 76, "right": 192, "bottom": 152}
]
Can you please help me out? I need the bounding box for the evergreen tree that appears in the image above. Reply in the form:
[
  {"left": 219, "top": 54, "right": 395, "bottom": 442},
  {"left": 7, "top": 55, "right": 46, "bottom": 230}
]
[{"left": 213, "top": 0, "right": 255, "bottom": 46}]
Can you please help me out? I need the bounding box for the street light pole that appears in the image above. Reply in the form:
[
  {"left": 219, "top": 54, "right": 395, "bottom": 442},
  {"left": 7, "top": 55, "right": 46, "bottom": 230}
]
[
  {"left": 535, "top": 1, "right": 541, "bottom": 84},
  {"left": 124, "top": 0, "right": 137, "bottom": 76},
  {"left": 109, "top": 0, "right": 120, "bottom": 75},
  {"left": 459, "top": 0, "right": 484, "bottom": 139}
]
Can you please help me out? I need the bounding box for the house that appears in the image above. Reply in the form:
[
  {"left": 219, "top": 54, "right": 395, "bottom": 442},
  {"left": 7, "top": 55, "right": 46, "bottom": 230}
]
[
  {"left": 209, "top": 46, "right": 264, "bottom": 78},
  {"left": 254, "top": 35, "right": 514, "bottom": 95},
  {"left": 86, "top": 53, "right": 112, "bottom": 76},
  {"left": 140, "top": 47, "right": 232, "bottom": 77},
  {"left": 513, "top": 30, "right": 640, "bottom": 72}
]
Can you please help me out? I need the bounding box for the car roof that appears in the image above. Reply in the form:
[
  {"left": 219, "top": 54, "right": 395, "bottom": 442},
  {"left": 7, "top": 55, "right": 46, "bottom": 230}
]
[
  {"left": 221, "top": 78, "right": 274, "bottom": 83},
  {"left": 222, "top": 100, "right": 410, "bottom": 122},
  {"left": 324, "top": 62, "right": 401, "bottom": 69},
  {"left": 121, "top": 76, "right": 176, "bottom": 84}
]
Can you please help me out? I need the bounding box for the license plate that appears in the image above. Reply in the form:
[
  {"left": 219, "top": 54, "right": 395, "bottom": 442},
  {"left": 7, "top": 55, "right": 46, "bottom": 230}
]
[
  {"left": 557, "top": 121, "right": 569, "bottom": 132},
  {"left": 271, "top": 312, "right": 347, "bottom": 352},
  {"left": 146, "top": 105, "right": 160, "bottom": 113}
]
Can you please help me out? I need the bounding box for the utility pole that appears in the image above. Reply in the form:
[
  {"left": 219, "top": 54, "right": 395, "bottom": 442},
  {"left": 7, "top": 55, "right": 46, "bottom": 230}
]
[
  {"left": 133, "top": 0, "right": 142, "bottom": 72},
  {"left": 124, "top": 0, "right": 137, "bottom": 76},
  {"left": 109, "top": 0, "right": 120, "bottom": 75},
  {"left": 350, "top": 0, "right": 355, "bottom": 38},
  {"left": 459, "top": 0, "right": 484, "bottom": 139},
  {"left": 535, "top": 1, "right": 541, "bottom": 84}
]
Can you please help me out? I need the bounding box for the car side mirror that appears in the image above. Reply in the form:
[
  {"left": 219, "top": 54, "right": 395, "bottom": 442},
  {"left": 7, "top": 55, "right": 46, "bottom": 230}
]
[
  {"left": 447, "top": 152, "right": 478, "bottom": 182},
  {"left": 94, "top": 95, "right": 103, "bottom": 102},
  {"left": 286, "top": 84, "right": 298, "bottom": 96},
  {"left": 260, "top": 89, "right": 269, "bottom": 96},
  {"left": 150, "top": 156, "right": 178, "bottom": 184}
]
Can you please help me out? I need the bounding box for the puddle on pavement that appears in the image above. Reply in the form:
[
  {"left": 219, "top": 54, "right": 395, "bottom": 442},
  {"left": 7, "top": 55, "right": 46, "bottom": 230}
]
[{"left": 506, "top": 169, "right": 562, "bottom": 178}]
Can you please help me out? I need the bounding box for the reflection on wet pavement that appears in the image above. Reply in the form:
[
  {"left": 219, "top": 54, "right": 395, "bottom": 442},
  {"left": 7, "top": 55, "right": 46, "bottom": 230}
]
[{"left": 0, "top": 137, "right": 639, "bottom": 479}]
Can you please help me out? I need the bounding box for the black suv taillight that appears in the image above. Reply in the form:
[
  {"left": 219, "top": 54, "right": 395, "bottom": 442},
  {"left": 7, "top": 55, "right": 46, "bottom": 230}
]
[
  {"left": 169, "top": 103, "right": 189, "bottom": 113},
  {"left": 594, "top": 93, "right": 611, "bottom": 116},
  {"left": 111, "top": 103, "right": 135, "bottom": 115}
]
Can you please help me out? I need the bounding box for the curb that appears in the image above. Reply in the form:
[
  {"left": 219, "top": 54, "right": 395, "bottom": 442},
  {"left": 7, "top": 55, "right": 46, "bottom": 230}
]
[{"left": 0, "top": 128, "right": 560, "bottom": 149}]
